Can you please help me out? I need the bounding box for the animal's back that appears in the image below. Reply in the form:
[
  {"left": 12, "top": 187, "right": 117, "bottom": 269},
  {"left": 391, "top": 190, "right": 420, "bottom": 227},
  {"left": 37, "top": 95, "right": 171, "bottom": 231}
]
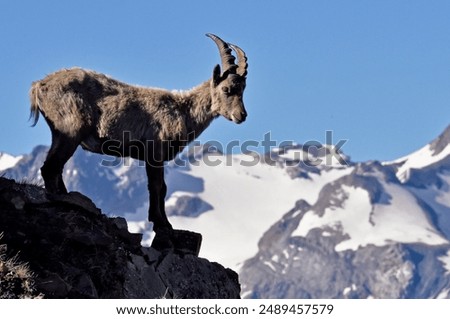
[
  {"left": 30, "top": 68, "right": 120, "bottom": 134},
  {"left": 30, "top": 67, "right": 187, "bottom": 154}
]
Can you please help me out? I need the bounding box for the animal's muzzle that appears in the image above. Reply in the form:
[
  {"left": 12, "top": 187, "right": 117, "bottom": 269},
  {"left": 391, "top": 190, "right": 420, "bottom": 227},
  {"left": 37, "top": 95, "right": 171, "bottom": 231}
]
[{"left": 232, "top": 111, "right": 247, "bottom": 124}]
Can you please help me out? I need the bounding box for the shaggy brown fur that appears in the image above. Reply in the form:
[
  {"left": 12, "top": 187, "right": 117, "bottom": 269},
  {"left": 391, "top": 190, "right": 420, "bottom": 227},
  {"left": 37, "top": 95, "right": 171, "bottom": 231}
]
[{"left": 30, "top": 34, "right": 248, "bottom": 234}]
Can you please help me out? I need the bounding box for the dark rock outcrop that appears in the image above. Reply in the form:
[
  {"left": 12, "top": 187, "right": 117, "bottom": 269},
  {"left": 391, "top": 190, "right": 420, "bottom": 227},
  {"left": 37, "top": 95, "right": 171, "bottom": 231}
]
[{"left": 0, "top": 177, "right": 240, "bottom": 299}]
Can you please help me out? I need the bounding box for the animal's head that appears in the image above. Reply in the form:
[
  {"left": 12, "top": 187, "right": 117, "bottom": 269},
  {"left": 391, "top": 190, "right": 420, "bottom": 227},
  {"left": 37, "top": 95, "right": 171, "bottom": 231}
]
[{"left": 207, "top": 33, "right": 248, "bottom": 124}]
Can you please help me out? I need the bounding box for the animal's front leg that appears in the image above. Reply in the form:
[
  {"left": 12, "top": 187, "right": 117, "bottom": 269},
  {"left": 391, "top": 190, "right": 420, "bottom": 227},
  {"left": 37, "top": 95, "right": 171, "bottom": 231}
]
[{"left": 145, "top": 162, "right": 173, "bottom": 234}]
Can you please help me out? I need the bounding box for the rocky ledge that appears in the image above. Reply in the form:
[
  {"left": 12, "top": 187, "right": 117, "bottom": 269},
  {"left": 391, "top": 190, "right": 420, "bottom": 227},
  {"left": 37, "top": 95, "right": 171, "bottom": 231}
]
[{"left": 0, "top": 177, "right": 240, "bottom": 298}]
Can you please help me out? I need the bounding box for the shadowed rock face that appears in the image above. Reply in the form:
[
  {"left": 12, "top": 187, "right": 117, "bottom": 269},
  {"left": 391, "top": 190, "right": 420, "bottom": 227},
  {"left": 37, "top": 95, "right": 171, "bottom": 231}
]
[
  {"left": 430, "top": 125, "right": 450, "bottom": 156},
  {"left": 0, "top": 177, "right": 240, "bottom": 299}
]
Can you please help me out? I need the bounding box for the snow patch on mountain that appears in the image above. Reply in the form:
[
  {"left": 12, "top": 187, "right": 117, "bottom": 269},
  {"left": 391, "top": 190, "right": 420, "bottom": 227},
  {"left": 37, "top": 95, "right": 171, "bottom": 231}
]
[
  {"left": 167, "top": 153, "right": 353, "bottom": 269},
  {"left": 0, "top": 153, "right": 23, "bottom": 171},
  {"left": 406, "top": 170, "right": 450, "bottom": 238},
  {"left": 436, "top": 289, "right": 450, "bottom": 299},
  {"left": 292, "top": 182, "right": 447, "bottom": 252},
  {"left": 388, "top": 125, "right": 450, "bottom": 182},
  {"left": 392, "top": 143, "right": 450, "bottom": 182},
  {"left": 439, "top": 250, "right": 450, "bottom": 276},
  {"left": 277, "top": 145, "right": 346, "bottom": 167}
]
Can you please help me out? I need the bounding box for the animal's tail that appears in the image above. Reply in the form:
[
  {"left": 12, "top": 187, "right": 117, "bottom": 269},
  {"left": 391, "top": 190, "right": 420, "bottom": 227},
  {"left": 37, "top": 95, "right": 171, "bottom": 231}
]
[{"left": 29, "top": 81, "right": 42, "bottom": 127}]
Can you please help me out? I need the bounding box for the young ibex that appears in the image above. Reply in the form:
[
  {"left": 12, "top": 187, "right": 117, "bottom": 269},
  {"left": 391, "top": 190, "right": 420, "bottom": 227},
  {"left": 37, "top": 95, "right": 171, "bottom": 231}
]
[{"left": 30, "top": 34, "right": 248, "bottom": 234}]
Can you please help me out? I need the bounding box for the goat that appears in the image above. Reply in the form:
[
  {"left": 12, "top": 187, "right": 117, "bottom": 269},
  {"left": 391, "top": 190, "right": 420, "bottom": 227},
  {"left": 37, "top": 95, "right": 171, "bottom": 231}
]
[{"left": 30, "top": 34, "right": 248, "bottom": 235}]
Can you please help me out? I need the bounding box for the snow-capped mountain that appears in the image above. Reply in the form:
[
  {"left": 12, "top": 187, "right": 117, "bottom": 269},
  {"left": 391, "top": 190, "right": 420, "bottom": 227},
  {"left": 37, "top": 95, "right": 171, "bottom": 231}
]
[
  {"left": 1, "top": 125, "right": 450, "bottom": 298},
  {"left": 240, "top": 161, "right": 450, "bottom": 298},
  {"left": 238, "top": 126, "right": 450, "bottom": 298}
]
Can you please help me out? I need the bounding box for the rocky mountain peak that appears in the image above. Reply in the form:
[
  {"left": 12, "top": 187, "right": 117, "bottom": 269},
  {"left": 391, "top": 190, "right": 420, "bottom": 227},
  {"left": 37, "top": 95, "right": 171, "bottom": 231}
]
[{"left": 430, "top": 124, "right": 450, "bottom": 156}]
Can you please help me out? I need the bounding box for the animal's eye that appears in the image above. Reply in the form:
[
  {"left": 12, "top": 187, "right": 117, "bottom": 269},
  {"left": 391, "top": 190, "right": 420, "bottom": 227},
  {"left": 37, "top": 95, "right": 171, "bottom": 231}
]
[{"left": 222, "top": 87, "right": 230, "bottom": 94}]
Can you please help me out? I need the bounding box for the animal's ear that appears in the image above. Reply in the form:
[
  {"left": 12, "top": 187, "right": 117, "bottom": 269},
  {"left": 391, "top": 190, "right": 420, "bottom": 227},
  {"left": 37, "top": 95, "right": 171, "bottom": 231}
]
[{"left": 212, "top": 64, "right": 221, "bottom": 87}]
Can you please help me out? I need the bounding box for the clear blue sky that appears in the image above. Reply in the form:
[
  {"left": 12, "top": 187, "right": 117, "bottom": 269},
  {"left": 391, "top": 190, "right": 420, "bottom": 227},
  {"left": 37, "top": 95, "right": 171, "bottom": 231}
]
[{"left": 1, "top": 0, "right": 450, "bottom": 161}]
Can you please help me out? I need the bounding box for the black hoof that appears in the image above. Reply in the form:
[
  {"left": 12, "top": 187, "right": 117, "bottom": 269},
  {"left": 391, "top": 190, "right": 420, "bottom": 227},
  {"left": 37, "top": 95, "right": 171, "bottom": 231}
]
[
  {"left": 151, "top": 228, "right": 202, "bottom": 256},
  {"left": 151, "top": 228, "right": 175, "bottom": 252}
]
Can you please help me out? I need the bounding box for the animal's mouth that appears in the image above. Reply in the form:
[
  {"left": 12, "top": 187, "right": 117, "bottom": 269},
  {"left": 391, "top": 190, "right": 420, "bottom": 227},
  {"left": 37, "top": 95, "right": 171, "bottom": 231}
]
[{"left": 230, "top": 114, "right": 246, "bottom": 124}]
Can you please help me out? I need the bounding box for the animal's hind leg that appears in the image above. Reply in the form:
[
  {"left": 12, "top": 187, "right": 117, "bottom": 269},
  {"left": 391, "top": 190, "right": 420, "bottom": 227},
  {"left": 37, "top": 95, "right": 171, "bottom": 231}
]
[{"left": 41, "top": 131, "right": 79, "bottom": 194}]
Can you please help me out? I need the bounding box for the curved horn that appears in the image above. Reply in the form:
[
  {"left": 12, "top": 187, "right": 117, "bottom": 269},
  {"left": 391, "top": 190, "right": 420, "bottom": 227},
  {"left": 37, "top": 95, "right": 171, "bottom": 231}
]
[
  {"left": 229, "top": 43, "right": 248, "bottom": 78},
  {"left": 206, "top": 33, "right": 237, "bottom": 74}
]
